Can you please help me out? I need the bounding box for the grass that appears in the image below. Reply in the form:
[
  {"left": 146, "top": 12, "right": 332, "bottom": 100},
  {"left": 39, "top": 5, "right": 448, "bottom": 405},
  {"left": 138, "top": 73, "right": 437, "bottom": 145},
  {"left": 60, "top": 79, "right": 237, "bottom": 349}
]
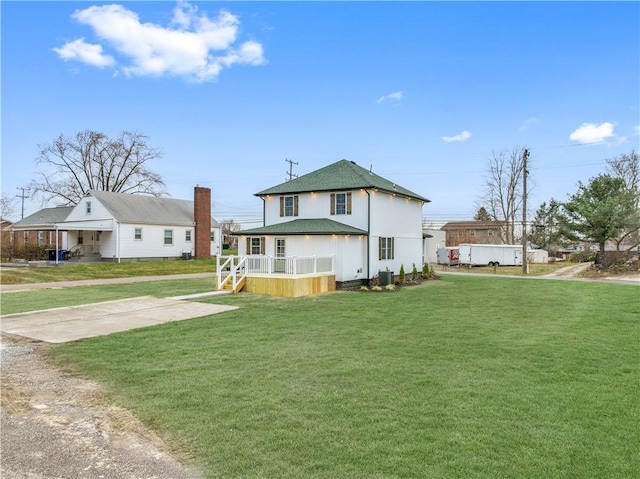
[
  {"left": 0, "top": 256, "right": 570, "bottom": 286},
  {"left": 0, "top": 258, "right": 216, "bottom": 285},
  {"left": 47, "top": 276, "right": 639, "bottom": 478},
  {"left": 0, "top": 279, "right": 215, "bottom": 315}
]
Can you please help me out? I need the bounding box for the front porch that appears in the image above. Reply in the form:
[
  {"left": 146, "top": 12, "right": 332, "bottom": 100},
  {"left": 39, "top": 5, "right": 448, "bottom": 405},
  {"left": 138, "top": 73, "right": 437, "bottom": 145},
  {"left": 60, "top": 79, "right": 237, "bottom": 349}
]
[{"left": 216, "top": 255, "right": 336, "bottom": 297}]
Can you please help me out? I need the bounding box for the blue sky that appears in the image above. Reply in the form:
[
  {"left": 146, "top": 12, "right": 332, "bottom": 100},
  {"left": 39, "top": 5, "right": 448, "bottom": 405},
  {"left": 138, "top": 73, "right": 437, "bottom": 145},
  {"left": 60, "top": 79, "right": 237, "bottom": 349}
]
[{"left": 2, "top": 1, "right": 639, "bottom": 227}]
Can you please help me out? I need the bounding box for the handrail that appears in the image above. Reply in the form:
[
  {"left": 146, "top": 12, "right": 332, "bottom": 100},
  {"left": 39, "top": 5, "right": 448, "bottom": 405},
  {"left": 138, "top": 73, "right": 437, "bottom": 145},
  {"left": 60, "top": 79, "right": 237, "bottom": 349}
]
[
  {"left": 216, "top": 255, "right": 247, "bottom": 292},
  {"left": 219, "top": 255, "right": 334, "bottom": 277}
]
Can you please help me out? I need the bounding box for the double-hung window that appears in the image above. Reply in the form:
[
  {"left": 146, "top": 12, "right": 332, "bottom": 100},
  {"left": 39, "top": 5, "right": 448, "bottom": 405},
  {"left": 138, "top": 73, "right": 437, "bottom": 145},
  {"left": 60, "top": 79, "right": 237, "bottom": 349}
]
[
  {"left": 134, "top": 228, "right": 142, "bottom": 240},
  {"left": 379, "top": 237, "right": 394, "bottom": 260},
  {"left": 247, "top": 237, "right": 265, "bottom": 255},
  {"left": 164, "top": 229, "right": 173, "bottom": 245},
  {"left": 185, "top": 229, "right": 192, "bottom": 242},
  {"left": 280, "top": 196, "right": 299, "bottom": 217},
  {"left": 330, "top": 192, "right": 352, "bottom": 215}
]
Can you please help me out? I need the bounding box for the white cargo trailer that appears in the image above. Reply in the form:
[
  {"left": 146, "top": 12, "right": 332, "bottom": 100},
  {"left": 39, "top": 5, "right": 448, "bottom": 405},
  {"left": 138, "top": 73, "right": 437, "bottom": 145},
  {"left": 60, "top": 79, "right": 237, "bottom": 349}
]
[
  {"left": 458, "top": 244, "right": 522, "bottom": 267},
  {"left": 436, "top": 247, "right": 460, "bottom": 265}
]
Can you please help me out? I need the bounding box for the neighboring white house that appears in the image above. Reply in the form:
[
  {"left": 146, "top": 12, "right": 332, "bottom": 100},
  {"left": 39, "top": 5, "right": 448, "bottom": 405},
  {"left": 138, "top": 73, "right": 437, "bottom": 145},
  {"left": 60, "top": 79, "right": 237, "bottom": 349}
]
[
  {"left": 235, "top": 159, "right": 430, "bottom": 286},
  {"left": 11, "top": 188, "right": 222, "bottom": 262}
]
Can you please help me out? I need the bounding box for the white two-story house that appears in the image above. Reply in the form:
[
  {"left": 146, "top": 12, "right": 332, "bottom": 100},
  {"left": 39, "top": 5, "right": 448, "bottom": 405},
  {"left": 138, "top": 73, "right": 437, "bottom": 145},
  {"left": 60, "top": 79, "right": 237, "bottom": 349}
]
[{"left": 233, "top": 159, "right": 430, "bottom": 289}]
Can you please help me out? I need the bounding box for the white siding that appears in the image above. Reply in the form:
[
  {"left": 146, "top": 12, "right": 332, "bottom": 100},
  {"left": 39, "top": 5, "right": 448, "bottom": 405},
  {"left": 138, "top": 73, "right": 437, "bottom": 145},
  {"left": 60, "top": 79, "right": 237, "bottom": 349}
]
[
  {"left": 116, "top": 223, "right": 194, "bottom": 259},
  {"left": 65, "top": 196, "right": 112, "bottom": 223},
  {"left": 238, "top": 233, "right": 367, "bottom": 282},
  {"left": 264, "top": 190, "right": 369, "bottom": 230}
]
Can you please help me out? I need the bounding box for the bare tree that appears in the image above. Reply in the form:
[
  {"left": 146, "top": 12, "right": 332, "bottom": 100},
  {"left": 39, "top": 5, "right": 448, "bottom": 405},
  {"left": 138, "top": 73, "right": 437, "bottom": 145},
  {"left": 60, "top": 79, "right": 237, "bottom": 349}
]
[
  {"left": 479, "top": 147, "right": 527, "bottom": 244},
  {"left": 606, "top": 150, "right": 639, "bottom": 250},
  {"left": 30, "top": 130, "right": 166, "bottom": 206},
  {"left": 1, "top": 193, "right": 16, "bottom": 220},
  {"left": 220, "top": 219, "right": 241, "bottom": 248}
]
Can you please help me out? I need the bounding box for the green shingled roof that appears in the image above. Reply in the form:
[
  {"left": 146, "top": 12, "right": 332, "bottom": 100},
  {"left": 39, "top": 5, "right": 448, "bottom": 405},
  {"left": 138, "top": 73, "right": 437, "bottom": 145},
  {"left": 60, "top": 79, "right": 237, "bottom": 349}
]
[
  {"left": 255, "top": 159, "right": 430, "bottom": 202},
  {"left": 236, "top": 218, "right": 368, "bottom": 236}
]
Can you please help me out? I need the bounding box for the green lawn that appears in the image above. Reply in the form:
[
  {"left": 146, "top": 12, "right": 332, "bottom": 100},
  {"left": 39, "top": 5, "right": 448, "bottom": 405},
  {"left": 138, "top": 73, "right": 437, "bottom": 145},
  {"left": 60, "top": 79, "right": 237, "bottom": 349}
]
[{"left": 44, "top": 276, "right": 639, "bottom": 478}]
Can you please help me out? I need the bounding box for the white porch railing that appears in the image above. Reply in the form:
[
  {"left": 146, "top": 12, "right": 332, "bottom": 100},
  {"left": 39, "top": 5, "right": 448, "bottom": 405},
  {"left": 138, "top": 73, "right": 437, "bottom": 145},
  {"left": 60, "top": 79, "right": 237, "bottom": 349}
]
[
  {"left": 216, "top": 255, "right": 334, "bottom": 290},
  {"left": 216, "top": 255, "right": 248, "bottom": 292}
]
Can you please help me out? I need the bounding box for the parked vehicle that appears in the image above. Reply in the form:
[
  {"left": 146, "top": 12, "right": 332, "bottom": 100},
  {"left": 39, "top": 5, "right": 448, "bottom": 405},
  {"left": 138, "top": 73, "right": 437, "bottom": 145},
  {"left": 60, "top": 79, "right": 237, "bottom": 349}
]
[
  {"left": 436, "top": 247, "right": 460, "bottom": 265},
  {"left": 458, "top": 244, "right": 522, "bottom": 267}
]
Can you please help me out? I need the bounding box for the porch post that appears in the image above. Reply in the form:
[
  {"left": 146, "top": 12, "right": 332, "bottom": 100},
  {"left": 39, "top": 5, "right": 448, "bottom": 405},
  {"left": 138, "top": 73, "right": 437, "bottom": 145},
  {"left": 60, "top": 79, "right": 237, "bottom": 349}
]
[{"left": 55, "top": 225, "right": 59, "bottom": 265}]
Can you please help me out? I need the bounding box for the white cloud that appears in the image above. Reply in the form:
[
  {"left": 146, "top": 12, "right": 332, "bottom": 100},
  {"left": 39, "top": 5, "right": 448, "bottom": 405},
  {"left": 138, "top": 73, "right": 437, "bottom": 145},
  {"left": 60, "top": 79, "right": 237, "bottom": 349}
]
[
  {"left": 376, "top": 91, "right": 403, "bottom": 104},
  {"left": 54, "top": 2, "right": 265, "bottom": 82},
  {"left": 53, "top": 38, "right": 115, "bottom": 67},
  {"left": 441, "top": 130, "right": 472, "bottom": 143},
  {"left": 519, "top": 116, "right": 540, "bottom": 131},
  {"left": 569, "top": 122, "right": 615, "bottom": 144},
  {"left": 633, "top": 125, "right": 640, "bottom": 136}
]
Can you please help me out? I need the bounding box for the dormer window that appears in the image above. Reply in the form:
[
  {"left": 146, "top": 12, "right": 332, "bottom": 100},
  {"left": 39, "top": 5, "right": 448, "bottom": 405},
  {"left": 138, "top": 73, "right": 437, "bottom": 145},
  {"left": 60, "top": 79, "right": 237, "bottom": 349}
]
[
  {"left": 331, "top": 192, "right": 352, "bottom": 215},
  {"left": 86, "top": 201, "right": 92, "bottom": 214}
]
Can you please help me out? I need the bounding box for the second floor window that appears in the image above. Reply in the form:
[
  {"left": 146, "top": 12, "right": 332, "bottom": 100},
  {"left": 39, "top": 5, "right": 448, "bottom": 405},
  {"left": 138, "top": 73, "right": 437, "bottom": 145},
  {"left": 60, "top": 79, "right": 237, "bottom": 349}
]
[
  {"left": 280, "top": 195, "right": 299, "bottom": 217},
  {"left": 331, "top": 192, "right": 352, "bottom": 215},
  {"left": 86, "top": 201, "right": 92, "bottom": 214}
]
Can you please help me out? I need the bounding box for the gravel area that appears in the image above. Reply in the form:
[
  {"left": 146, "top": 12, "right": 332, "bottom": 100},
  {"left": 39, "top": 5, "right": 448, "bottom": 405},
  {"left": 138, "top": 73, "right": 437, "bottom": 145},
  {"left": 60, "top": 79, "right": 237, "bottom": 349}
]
[{"left": 0, "top": 334, "right": 202, "bottom": 479}]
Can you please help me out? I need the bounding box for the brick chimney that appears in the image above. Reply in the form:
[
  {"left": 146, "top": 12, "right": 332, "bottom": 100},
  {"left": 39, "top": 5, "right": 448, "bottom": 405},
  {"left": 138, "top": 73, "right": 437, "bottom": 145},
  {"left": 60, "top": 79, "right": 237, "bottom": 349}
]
[{"left": 194, "top": 186, "right": 211, "bottom": 259}]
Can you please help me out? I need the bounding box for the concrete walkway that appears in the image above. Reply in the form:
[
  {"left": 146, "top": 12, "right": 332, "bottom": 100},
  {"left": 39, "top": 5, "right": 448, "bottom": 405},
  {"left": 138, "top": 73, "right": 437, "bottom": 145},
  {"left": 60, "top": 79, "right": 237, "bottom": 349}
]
[
  {"left": 0, "top": 272, "right": 214, "bottom": 293},
  {"left": 0, "top": 273, "right": 239, "bottom": 343},
  {"left": 1, "top": 296, "right": 238, "bottom": 343}
]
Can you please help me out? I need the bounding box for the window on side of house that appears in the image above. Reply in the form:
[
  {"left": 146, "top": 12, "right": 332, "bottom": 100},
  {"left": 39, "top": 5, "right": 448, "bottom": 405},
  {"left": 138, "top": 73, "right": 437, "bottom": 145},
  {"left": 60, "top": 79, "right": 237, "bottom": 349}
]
[
  {"left": 247, "top": 236, "right": 265, "bottom": 255},
  {"left": 210, "top": 230, "right": 215, "bottom": 242},
  {"left": 185, "top": 229, "right": 192, "bottom": 242},
  {"left": 470, "top": 229, "right": 476, "bottom": 237},
  {"left": 134, "top": 228, "right": 142, "bottom": 240},
  {"left": 275, "top": 238, "right": 286, "bottom": 258},
  {"left": 379, "top": 237, "right": 394, "bottom": 260},
  {"left": 86, "top": 201, "right": 92, "bottom": 214},
  {"left": 279, "top": 195, "right": 299, "bottom": 217},
  {"left": 164, "top": 229, "right": 173, "bottom": 245},
  {"left": 330, "top": 192, "right": 352, "bottom": 215}
]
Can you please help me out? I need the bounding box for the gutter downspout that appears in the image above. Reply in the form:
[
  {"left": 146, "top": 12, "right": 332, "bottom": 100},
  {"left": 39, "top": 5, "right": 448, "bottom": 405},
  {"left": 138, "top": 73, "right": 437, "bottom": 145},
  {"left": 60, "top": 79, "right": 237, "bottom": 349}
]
[{"left": 365, "top": 189, "right": 371, "bottom": 281}]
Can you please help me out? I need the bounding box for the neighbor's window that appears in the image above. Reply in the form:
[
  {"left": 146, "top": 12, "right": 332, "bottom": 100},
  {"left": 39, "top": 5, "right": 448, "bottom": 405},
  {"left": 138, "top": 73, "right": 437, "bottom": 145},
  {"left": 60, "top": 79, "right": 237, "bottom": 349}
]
[
  {"left": 248, "top": 237, "right": 265, "bottom": 255},
  {"left": 379, "top": 237, "right": 394, "bottom": 260},
  {"left": 164, "top": 229, "right": 173, "bottom": 245},
  {"left": 488, "top": 229, "right": 494, "bottom": 237},
  {"left": 185, "top": 229, "right": 192, "bottom": 242},
  {"left": 134, "top": 228, "right": 142, "bottom": 240},
  {"left": 470, "top": 229, "right": 476, "bottom": 237},
  {"left": 78, "top": 230, "right": 84, "bottom": 245},
  {"left": 37, "top": 231, "right": 44, "bottom": 245},
  {"left": 210, "top": 230, "right": 215, "bottom": 242},
  {"left": 86, "top": 201, "right": 92, "bottom": 214},
  {"left": 280, "top": 195, "right": 298, "bottom": 217},
  {"left": 331, "top": 192, "right": 352, "bottom": 215}
]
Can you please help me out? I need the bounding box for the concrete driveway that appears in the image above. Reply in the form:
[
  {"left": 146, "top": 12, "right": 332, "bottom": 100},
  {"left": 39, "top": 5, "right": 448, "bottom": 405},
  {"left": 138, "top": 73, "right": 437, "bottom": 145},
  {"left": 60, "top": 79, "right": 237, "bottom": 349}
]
[{"left": 1, "top": 296, "right": 238, "bottom": 343}]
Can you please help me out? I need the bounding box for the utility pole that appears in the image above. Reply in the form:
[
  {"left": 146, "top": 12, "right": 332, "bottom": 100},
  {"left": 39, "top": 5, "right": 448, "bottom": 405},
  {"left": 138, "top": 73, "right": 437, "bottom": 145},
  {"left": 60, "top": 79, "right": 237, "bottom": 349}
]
[
  {"left": 16, "top": 187, "right": 29, "bottom": 220},
  {"left": 285, "top": 158, "right": 298, "bottom": 181},
  {"left": 521, "top": 149, "right": 529, "bottom": 274}
]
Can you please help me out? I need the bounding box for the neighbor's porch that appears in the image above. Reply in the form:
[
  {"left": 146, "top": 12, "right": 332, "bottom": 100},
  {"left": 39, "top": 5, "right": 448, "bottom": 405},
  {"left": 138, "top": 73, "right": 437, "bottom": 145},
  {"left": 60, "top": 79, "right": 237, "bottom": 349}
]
[{"left": 216, "top": 255, "right": 336, "bottom": 297}]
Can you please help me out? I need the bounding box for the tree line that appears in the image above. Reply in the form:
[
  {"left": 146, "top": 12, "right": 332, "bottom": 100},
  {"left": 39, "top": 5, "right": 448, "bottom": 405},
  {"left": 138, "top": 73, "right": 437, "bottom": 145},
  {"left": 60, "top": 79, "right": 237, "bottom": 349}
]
[{"left": 3, "top": 130, "right": 639, "bottom": 262}]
